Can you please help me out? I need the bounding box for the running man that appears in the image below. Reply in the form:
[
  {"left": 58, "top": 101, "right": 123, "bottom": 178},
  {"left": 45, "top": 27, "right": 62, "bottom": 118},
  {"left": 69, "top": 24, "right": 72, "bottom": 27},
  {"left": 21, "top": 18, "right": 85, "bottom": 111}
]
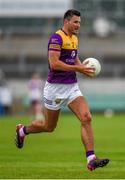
[{"left": 15, "top": 9, "right": 109, "bottom": 171}]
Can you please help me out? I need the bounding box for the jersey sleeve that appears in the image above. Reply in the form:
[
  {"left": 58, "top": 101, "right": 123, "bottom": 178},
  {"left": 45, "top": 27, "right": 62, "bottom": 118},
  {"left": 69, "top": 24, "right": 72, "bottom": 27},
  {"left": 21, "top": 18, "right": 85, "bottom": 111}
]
[{"left": 48, "top": 33, "right": 62, "bottom": 52}]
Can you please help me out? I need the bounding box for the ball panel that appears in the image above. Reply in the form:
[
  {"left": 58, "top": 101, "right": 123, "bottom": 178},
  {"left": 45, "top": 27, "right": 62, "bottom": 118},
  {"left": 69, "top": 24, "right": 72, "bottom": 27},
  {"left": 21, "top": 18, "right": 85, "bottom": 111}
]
[{"left": 82, "top": 57, "right": 101, "bottom": 77}]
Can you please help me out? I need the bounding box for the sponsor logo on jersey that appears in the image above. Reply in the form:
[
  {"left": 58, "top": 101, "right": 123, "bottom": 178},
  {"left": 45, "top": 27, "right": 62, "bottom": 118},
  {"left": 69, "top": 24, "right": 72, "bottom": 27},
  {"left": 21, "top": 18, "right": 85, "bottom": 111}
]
[{"left": 71, "top": 50, "right": 76, "bottom": 58}]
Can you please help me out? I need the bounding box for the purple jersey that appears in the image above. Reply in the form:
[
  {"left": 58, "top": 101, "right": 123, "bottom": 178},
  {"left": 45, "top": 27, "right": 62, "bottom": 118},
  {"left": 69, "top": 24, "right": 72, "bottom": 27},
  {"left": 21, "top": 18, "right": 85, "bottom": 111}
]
[{"left": 47, "top": 29, "right": 78, "bottom": 84}]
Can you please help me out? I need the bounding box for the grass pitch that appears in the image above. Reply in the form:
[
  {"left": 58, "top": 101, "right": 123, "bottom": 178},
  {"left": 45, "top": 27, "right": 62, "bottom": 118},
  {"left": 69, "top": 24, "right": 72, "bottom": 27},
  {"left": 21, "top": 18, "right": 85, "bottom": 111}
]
[{"left": 0, "top": 113, "right": 125, "bottom": 179}]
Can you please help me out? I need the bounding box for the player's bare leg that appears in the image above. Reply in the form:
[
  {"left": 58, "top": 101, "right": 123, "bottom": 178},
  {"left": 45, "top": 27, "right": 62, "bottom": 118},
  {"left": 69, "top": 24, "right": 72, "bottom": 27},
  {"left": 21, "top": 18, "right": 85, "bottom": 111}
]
[
  {"left": 26, "top": 108, "right": 60, "bottom": 133},
  {"left": 68, "top": 96, "right": 94, "bottom": 151},
  {"left": 68, "top": 96, "right": 109, "bottom": 171},
  {"left": 15, "top": 108, "right": 60, "bottom": 148}
]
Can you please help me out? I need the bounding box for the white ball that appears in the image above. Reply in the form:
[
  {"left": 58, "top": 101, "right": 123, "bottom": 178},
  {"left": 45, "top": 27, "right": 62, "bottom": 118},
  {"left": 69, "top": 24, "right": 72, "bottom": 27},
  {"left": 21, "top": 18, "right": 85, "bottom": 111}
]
[{"left": 83, "top": 57, "right": 101, "bottom": 76}]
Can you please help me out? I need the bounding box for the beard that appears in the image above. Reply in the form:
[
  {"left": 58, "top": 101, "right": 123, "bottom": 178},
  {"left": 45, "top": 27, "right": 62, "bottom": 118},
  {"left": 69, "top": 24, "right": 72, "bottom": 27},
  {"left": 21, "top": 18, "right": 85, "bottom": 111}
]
[
  {"left": 68, "top": 26, "right": 79, "bottom": 35},
  {"left": 73, "top": 29, "right": 79, "bottom": 35}
]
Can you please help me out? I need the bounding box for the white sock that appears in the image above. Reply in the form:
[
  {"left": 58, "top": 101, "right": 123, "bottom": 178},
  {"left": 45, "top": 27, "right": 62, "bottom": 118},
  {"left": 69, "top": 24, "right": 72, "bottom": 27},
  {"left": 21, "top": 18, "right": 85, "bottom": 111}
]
[
  {"left": 19, "top": 127, "right": 25, "bottom": 137},
  {"left": 87, "top": 154, "right": 96, "bottom": 163}
]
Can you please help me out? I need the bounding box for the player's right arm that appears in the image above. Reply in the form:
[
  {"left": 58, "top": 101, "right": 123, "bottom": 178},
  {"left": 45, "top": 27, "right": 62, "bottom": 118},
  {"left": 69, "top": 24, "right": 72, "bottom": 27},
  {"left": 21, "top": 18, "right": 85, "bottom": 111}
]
[
  {"left": 49, "top": 50, "right": 80, "bottom": 71},
  {"left": 48, "top": 33, "right": 94, "bottom": 75},
  {"left": 49, "top": 50, "right": 94, "bottom": 76}
]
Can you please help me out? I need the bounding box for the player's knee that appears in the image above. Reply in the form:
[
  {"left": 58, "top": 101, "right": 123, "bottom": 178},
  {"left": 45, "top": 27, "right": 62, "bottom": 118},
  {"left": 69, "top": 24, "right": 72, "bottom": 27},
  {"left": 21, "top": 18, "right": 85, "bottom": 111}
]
[{"left": 81, "top": 112, "right": 92, "bottom": 125}]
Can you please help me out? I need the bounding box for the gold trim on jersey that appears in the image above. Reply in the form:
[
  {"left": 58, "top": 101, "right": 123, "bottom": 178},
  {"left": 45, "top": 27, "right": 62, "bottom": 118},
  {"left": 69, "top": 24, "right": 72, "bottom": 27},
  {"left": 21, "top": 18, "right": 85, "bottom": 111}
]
[
  {"left": 49, "top": 44, "right": 61, "bottom": 50},
  {"left": 56, "top": 30, "right": 78, "bottom": 50}
]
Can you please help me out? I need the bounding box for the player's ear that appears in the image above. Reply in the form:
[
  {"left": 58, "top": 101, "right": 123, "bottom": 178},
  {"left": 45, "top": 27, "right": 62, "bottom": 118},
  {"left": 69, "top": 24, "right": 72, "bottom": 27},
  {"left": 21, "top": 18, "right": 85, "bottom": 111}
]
[{"left": 64, "top": 19, "right": 69, "bottom": 25}]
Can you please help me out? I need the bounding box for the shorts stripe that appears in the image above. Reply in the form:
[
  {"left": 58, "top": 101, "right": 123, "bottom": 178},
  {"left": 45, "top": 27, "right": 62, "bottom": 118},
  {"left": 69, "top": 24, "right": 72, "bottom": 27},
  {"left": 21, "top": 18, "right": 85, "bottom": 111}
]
[{"left": 44, "top": 97, "right": 53, "bottom": 105}]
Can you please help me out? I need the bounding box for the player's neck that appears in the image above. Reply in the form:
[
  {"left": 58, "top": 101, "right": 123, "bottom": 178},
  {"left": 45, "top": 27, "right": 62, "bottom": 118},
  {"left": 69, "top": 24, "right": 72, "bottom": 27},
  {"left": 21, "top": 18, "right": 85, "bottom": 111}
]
[{"left": 61, "top": 27, "right": 72, "bottom": 37}]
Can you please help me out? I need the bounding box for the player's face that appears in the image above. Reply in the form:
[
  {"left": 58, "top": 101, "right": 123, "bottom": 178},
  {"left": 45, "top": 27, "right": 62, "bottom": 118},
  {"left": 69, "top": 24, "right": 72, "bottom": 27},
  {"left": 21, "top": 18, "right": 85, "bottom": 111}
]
[{"left": 67, "top": 15, "right": 81, "bottom": 35}]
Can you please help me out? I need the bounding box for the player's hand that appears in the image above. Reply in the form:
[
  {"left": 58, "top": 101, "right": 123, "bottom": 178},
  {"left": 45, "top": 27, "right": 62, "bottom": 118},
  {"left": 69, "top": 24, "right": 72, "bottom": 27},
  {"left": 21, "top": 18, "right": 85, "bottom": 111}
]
[{"left": 78, "top": 62, "right": 95, "bottom": 76}]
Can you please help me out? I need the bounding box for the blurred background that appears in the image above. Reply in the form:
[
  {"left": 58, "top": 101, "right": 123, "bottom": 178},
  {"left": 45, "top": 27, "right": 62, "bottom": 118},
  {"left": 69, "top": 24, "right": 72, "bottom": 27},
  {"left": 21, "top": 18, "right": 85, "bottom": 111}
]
[{"left": 0, "top": 0, "right": 125, "bottom": 116}]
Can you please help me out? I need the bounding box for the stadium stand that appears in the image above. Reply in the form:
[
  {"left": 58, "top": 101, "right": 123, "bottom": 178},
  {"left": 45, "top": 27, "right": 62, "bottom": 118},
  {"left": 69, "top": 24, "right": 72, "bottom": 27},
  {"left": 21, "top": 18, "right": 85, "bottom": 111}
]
[
  {"left": 0, "top": 0, "right": 125, "bottom": 78},
  {"left": 0, "top": 0, "right": 125, "bottom": 112}
]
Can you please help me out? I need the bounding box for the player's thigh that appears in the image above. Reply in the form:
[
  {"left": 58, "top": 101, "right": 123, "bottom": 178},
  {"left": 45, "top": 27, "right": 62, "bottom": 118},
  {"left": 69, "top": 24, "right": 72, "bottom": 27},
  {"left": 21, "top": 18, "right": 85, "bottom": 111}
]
[
  {"left": 44, "top": 106, "right": 60, "bottom": 128},
  {"left": 68, "top": 96, "right": 92, "bottom": 122}
]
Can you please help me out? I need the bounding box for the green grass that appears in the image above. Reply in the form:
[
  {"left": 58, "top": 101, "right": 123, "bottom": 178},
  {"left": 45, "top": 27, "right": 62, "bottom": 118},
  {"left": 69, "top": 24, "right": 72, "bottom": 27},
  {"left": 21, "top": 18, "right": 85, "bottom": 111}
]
[{"left": 0, "top": 113, "right": 125, "bottom": 179}]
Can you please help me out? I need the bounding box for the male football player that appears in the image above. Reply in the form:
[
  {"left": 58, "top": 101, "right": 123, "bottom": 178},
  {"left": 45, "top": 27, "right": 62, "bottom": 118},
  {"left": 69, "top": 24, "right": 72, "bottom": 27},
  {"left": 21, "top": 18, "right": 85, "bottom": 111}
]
[{"left": 15, "top": 9, "right": 109, "bottom": 171}]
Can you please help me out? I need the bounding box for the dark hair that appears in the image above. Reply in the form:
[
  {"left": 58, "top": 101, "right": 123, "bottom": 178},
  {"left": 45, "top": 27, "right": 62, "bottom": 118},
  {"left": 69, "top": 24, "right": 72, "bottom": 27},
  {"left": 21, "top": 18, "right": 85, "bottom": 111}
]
[{"left": 63, "top": 9, "right": 81, "bottom": 21}]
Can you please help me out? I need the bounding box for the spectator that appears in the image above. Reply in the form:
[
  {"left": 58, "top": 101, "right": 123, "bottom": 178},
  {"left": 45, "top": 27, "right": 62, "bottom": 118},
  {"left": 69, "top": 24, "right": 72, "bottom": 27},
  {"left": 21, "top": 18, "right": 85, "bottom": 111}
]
[
  {"left": 0, "top": 85, "right": 12, "bottom": 115},
  {"left": 0, "top": 70, "right": 12, "bottom": 115},
  {"left": 27, "top": 73, "right": 45, "bottom": 120}
]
